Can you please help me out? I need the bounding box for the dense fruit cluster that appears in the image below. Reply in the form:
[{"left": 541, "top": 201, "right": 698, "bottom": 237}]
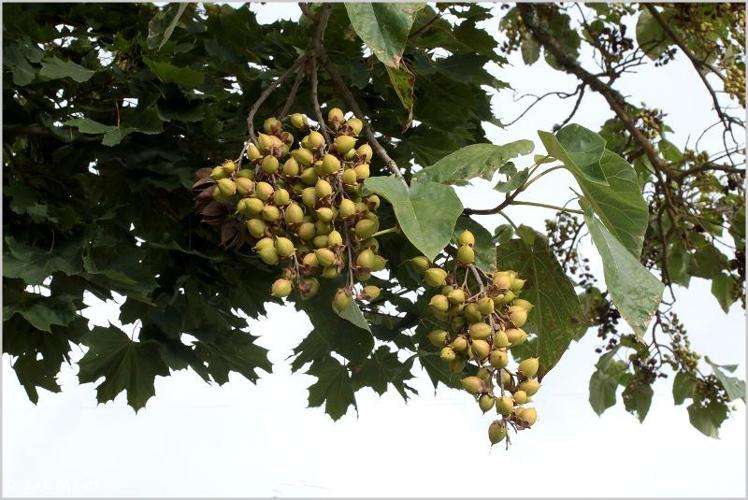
[
  {"left": 413, "top": 231, "right": 540, "bottom": 447},
  {"left": 192, "top": 107, "right": 386, "bottom": 312}
]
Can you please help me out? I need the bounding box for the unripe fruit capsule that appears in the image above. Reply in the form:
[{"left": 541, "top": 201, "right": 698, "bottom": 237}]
[
  {"left": 237, "top": 197, "right": 262, "bottom": 217},
  {"left": 489, "top": 349, "right": 509, "bottom": 369},
  {"left": 339, "top": 198, "right": 356, "bottom": 218},
  {"left": 518, "top": 407, "right": 537, "bottom": 426},
  {"left": 301, "top": 187, "right": 317, "bottom": 208},
  {"left": 255, "top": 237, "right": 274, "bottom": 251},
  {"left": 285, "top": 203, "right": 304, "bottom": 225},
  {"left": 261, "top": 205, "right": 281, "bottom": 222},
  {"left": 519, "top": 378, "right": 540, "bottom": 396},
  {"left": 440, "top": 346, "right": 456, "bottom": 362},
  {"left": 488, "top": 421, "right": 507, "bottom": 445},
  {"left": 493, "top": 330, "right": 510, "bottom": 348},
  {"left": 506, "top": 328, "right": 528, "bottom": 346},
  {"left": 428, "top": 329, "right": 448, "bottom": 347},
  {"left": 292, "top": 148, "right": 314, "bottom": 167},
  {"left": 355, "top": 219, "right": 378, "bottom": 239},
  {"left": 217, "top": 178, "right": 237, "bottom": 197},
  {"left": 513, "top": 298, "right": 534, "bottom": 311},
  {"left": 357, "top": 144, "right": 373, "bottom": 162},
  {"left": 354, "top": 163, "right": 370, "bottom": 180},
  {"left": 451, "top": 336, "right": 468, "bottom": 353},
  {"left": 424, "top": 268, "right": 447, "bottom": 287},
  {"left": 496, "top": 396, "right": 514, "bottom": 416},
  {"left": 362, "top": 285, "right": 381, "bottom": 301},
  {"left": 518, "top": 357, "right": 540, "bottom": 378},
  {"left": 236, "top": 177, "right": 254, "bottom": 197},
  {"left": 289, "top": 113, "right": 307, "bottom": 129},
  {"left": 479, "top": 394, "right": 495, "bottom": 413},
  {"left": 263, "top": 117, "right": 281, "bottom": 134},
  {"left": 449, "top": 358, "right": 466, "bottom": 373},
  {"left": 492, "top": 271, "right": 512, "bottom": 290},
  {"left": 346, "top": 117, "right": 363, "bottom": 136},
  {"left": 508, "top": 306, "right": 528, "bottom": 327},
  {"left": 461, "top": 376, "right": 483, "bottom": 395},
  {"left": 322, "top": 154, "right": 341, "bottom": 174},
  {"left": 316, "top": 207, "right": 334, "bottom": 222},
  {"left": 471, "top": 339, "right": 490, "bottom": 360},
  {"left": 356, "top": 249, "right": 375, "bottom": 268},
  {"left": 297, "top": 222, "right": 316, "bottom": 241},
  {"left": 327, "top": 107, "right": 344, "bottom": 126},
  {"left": 327, "top": 230, "right": 343, "bottom": 247},
  {"left": 342, "top": 169, "right": 358, "bottom": 185},
  {"left": 282, "top": 158, "right": 300, "bottom": 176},
  {"left": 477, "top": 297, "right": 494, "bottom": 315},
  {"left": 458, "top": 230, "right": 475, "bottom": 247},
  {"left": 246, "top": 144, "right": 262, "bottom": 161},
  {"left": 302, "top": 252, "right": 318, "bottom": 268},
  {"left": 463, "top": 303, "right": 482, "bottom": 323},
  {"left": 258, "top": 246, "right": 279, "bottom": 266},
  {"left": 246, "top": 218, "right": 266, "bottom": 238},
  {"left": 334, "top": 135, "right": 356, "bottom": 155},
  {"left": 429, "top": 294, "right": 450, "bottom": 313},
  {"left": 457, "top": 245, "right": 475, "bottom": 265},
  {"left": 306, "top": 130, "right": 325, "bottom": 150},
  {"left": 273, "top": 188, "right": 290, "bottom": 206},
  {"left": 315, "top": 248, "right": 336, "bottom": 267},
  {"left": 313, "top": 235, "right": 329, "bottom": 248},
  {"left": 468, "top": 322, "right": 492, "bottom": 340},
  {"left": 261, "top": 155, "right": 279, "bottom": 174},
  {"left": 255, "top": 182, "right": 274, "bottom": 201},
  {"left": 271, "top": 278, "right": 292, "bottom": 297},
  {"left": 258, "top": 133, "right": 275, "bottom": 153},
  {"left": 511, "top": 278, "right": 526, "bottom": 292},
  {"left": 513, "top": 390, "right": 529, "bottom": 405},
  {"left": 448, "top": 288, "right": 466, "bottom": 304},
  {"left": 410, "top": 256, "right": 430, "bottom": 272},
  {"left": 275, "top": 237, "right": 296, "bottom": 257},
  {"left": 332, "top": 289, "right": 351, "bottom": 311}
]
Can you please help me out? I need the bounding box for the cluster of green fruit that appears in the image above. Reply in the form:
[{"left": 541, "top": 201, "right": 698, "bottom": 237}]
[
  {"left": 194, "top": 107, "right": 386, "bottom": 312},
  {"left": 412, "top": 231, "right": 540, "bottom": 447}
]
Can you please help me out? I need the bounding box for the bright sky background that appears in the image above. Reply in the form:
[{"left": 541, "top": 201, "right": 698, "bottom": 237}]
[{"left": 3, "top": 3, "right": 746, "bottom": 497}]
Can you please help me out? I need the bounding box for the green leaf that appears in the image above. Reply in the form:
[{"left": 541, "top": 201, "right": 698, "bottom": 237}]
[
  {"left": 705, "top": 356, "right": 745, "bottom": 402},
  {"left": 334, "top": 298, "right": 372, "bottom": 333},
  {"left": 541, "top": 125, "right": 648, "bottom": 257},
  {"left": 143, "top": 57, "right": 204, "bottom": 88},
  {"left": 520, "top": 33, "right": 540, "bottom": 65},
  {"left": 583, "top": 209, "right": 664, "bottom": 336},
  {"left": 351, "top": 346, "right": 416, "bottom": 400},
  {"left": 589, "top": 360, "right": 627, "bottom": 416},
  {"left": 452, "top": 215, "right": 496, "bottom": 273},
  {"left": 539, "top": 124, "right": 607, "bottom": 185},
  {"left": 77, "top": 326, "right": 170, "bottom": 411},
  {"left": 413, "top": 141, "right": 534, "bottom": 186},
  {"left": 673, "top": 370, "right": 700, "bottom": 405},
  {"left": 494, "top": 165, "right": 530, "bottom": 193},
  {"left": 344, "top": 3, "right": 424, "bottom": 68},
  {"left": 710, "top": 273, "right": 736, "bottom": 313},
  {"left": 636, "top": 8, "right": 672, "bottom": 60},
  {"left": 4, "top": 41, "right": 42, "bottom": 86},
  {"left": 622, "top": 382, "right": 653, "bottom": 422},
  {"left": 307, "top": 356, "right": 356, "bottom": 420},
  {"left": 39, "top": 56, "right": 95, "bottom": 82},
  {"left": 64, "top": 118, "right": 116, "bottom": 135},
  {"left": 3, "top": 236, "right": 82, "bottom": 285},
  {"left": 12, "top": 356, "right": 62, "bottom": 403},
  {"left": 385, "top": 63, "right": 415, "bottom": 120},
  {"left": 687, "top": 401, "right": 728, "bottom": 438},
  {"left": 497, "top": 226, "right": 586, "bottom": 377},
  {"left": 297, "top": 282, "right": 374, "bottom": 363},
  {"left": 193, "top": 330, "right": 271, "bottom": 385},
  {"left": 364, "top": 176, "right": 463, "bottom": 261},
  {"left": 4, "top": 294, "right": 78, "bottom": 333}
]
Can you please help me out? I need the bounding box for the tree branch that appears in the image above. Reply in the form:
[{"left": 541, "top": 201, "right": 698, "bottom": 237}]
[{"left": 278, "top": 65, "right": 306, "bottom": 120}]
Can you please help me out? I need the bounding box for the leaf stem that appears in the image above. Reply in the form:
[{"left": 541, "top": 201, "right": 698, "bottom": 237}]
[
  {"left": 512, "top": 200, "right": 583, "bottom": 214},
  {"left": 371, "top": 226, "right": 400, "bottom": 238}
]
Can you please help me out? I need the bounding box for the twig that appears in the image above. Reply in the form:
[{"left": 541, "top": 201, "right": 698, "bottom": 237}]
[
  {"left": 554, "top": 85, "right": 586, "bottom": 131},
  {"left": 410, "top": 10, "right": 443, "bottom": 39},
  {"left": 503, "top": 87, "right": 582, "bottom": 127},
  {"left": 278, "top": 65, "right": 306, "bottom": 120},
  {"left": 246, "top": 54, "right": 308, "bottom": 147},
  {"left": 309, "top": 54, "right": 332, "bottom": 144}
]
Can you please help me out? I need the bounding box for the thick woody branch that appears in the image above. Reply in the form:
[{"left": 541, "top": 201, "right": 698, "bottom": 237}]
[{"left": 517, "top": 4, "right": 674, "bottom": 177}]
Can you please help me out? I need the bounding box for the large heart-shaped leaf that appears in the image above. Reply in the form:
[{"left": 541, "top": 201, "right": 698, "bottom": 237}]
[
  {"left": 583, "top": 208, "right": 664, "bottom": 336},
  {"left": 497, "top": 226, "right": 587, "bottom": 378},
  {"left": 345, "top": 3, "right": 424, "bottom": 68},
  {"left": 364, "top": 176, "right": 463, "bottom": 260},
  {"left": 413, "top": 141, "right": 534, "bottom": 186},
  {"left": 540, "top": 125, "right": 648, "bottom": 257}
]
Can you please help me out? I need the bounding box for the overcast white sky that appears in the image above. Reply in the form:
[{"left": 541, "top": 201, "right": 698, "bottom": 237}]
[{"left": 3, "top": 3, "right": 746, "bottom": 497}]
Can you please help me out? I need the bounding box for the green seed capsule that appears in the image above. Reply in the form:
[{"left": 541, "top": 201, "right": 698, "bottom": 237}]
[
  {"left": 271, "top": 278, "right": 292, "bottom": 297},
  {"left": 261, "top": 155, "right": 279, "bottom": 174}
]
